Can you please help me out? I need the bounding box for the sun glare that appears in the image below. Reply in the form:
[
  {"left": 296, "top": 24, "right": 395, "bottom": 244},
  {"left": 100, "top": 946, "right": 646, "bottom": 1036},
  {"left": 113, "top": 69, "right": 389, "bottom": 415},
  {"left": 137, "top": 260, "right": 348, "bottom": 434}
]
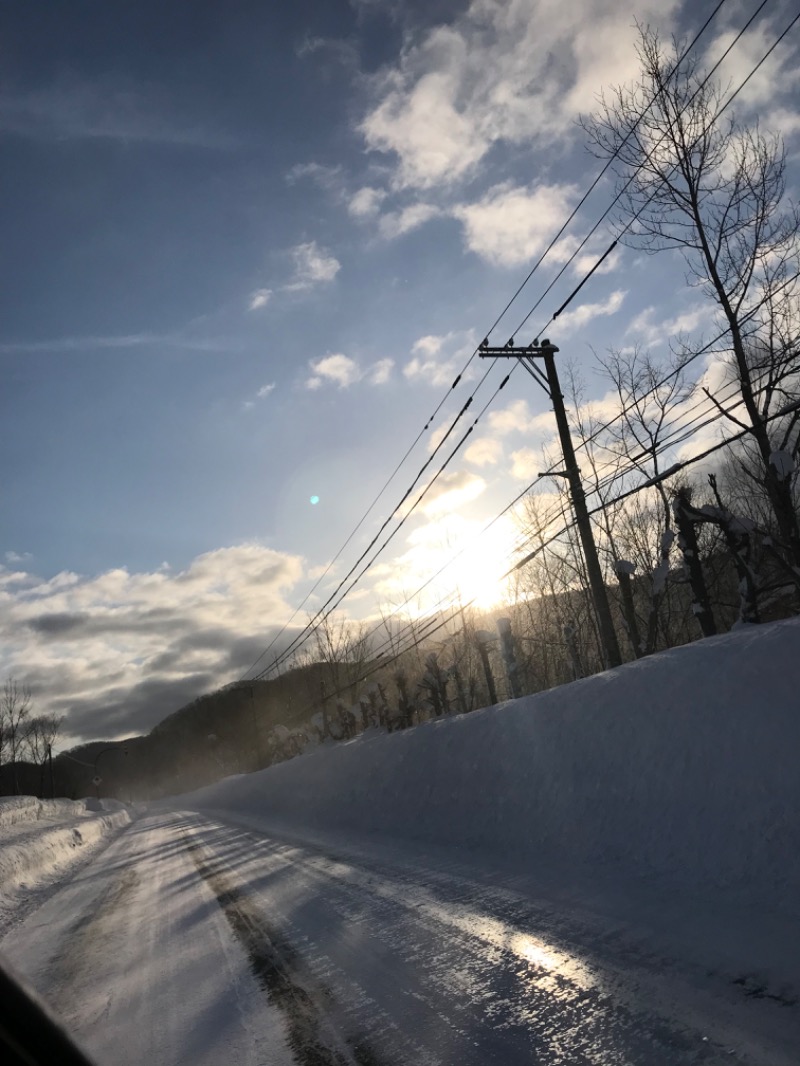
[
  {"left": 422, "top": 518, "right": 516, "bottom": 614},
  {"left": 380, "top": 515, "right": 518, "bottom": 617},
  {"left": 448, "top": 550, "right": 512, "bottom": 610}
]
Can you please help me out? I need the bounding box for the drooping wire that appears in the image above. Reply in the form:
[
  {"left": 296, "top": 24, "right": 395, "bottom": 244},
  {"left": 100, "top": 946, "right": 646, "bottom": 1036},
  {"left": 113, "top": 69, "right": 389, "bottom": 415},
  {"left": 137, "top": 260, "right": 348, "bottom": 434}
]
[{"left": 240, "top": 0, "right": 763, "bottom": 681}]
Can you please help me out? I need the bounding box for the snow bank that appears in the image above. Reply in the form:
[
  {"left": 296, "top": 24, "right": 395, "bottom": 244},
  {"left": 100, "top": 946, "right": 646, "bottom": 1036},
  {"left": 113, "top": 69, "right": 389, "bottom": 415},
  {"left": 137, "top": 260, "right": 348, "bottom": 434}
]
[
  {"left": 0, "top": 797, "right": 88, "bottom": 830},
  {"left": 176, "top": 619, "right": 800, "bottom": 912},
  {"left": 0, "top": 799, "right": 132, "bottom": 896}
]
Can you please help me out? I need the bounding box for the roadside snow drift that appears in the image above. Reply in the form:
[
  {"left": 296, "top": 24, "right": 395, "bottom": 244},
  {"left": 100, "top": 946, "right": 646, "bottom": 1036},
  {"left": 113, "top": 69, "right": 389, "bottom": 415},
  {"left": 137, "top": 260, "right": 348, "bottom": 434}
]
[
  {"left": 175, "top": 619, "right": 800, "bottom": 912},
  {"left": 0, "top": 798, "right": 132, "bottom": 896}
]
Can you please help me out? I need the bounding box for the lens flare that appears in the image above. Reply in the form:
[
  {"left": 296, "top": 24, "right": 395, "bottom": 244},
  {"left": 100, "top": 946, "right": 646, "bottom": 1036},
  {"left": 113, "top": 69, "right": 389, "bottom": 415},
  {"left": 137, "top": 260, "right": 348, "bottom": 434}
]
[{"left": 310, "top": 495, "right": 320, "bottom": 505}]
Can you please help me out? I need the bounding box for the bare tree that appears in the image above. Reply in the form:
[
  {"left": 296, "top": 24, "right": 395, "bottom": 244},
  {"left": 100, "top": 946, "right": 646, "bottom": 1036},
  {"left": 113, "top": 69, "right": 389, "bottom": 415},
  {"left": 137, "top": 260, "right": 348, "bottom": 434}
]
[
  {"left": 581, "top": 28, "right": 800, "bottom": 567},
  {"left": 2, "top": 679, "right": 33, "bottom": 795},
  {"left": 597, "top": 346, "right": 692, "bottom": 651},
  {"left": 310, "top": 612, "right": 372, "bottom": 728},
  {"left": 25, "top": 714, "right": 63, "bottom": 798}
]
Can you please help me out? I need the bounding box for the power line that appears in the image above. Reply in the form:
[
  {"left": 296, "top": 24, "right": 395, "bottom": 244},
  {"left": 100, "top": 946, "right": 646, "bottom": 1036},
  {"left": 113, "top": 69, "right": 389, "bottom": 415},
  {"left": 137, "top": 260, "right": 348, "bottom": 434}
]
[
  {"left": 511, "top": 0, "right": 774, "bottom": 342},
  {"left": 240, "top": 4, "right": 734, "bottom": 681},
  {"left": 263, "top": 388, "right": 799, "bottom": 732},
  {"left": 512, "top": 392, "right": 798, "bottom": 572},
  {"left": 345, "top": 363, "right": 791, "bottom": 672},
  {"left": 471, "top": 0, "right": 791, "bottom": 502},
  {"left": 253, "top": 372, "right": 514, "bottom": 679},
  {"left": 242, "top": 0, "right": 781, "bottom": 681},
  {"left": 265, "top": 350, "right": 789, "bottom": 682}
]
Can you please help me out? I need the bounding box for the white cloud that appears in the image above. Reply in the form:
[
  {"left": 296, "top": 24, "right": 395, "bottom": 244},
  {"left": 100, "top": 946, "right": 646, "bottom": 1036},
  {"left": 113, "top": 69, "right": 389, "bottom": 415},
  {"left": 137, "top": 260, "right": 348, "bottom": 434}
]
[
  {"left": 285, "top": 162, "right": 343, "bottom": 189},
  {"left": 359, "top": 0, "right": 679, "bottom": 191},
  {"left": 404, "top": 329, "right": 476, "bottom": 387},
  {"left": 248, "top": 288, "right": 272, "bottom": 311},
  {"left": 704, "top": 20, "right": 800, "bottom": 114},
  {"left": 306, "top": 353, "right": 361, "bottom": 390},
  {"left": 378, "top": 202, "right": 441, "bottom": 239},
  {"left": 572, "top": 247, "right": 622, "bottom": 278},
  {"left": 368, "top": 358, "right": 394, "bottom": 385},
  {"left": 487, "top": 399, "right": 553, "bottom": 437},
  {"left": 348, "top": 186, "right": 387, "bottom": 218},
  {"left": 464, "top": 436, "right": 502, "bottom": 467},
  {"left": 626, "top": 304, "right": 713, "bottom": 348},
  {"left": 555, "top": 289, "right": 627, "bottom": 336},
  {"left": 285, "top": 241, "right": 341, "bottom": 291},
  {"left": 453, "top": 182, "right": 576, "bottom": 267},
  {"left": 362, "top": 57, "right": 487, "bottom": 189},
  {"left": 418, "top": 470, "right": 487, "bottom": 518},
  {"left": 509, "top": 447, "right": 540, "bottom": 482},
  {"left": 0, "top": 544, "right": 305, "bottom": 742},
  {"left": 305, "top": 354, "right": 394, "bottom": 390},
  {"left": 426, "top": 422, "right": 451, "bottom": 454},
  {"left": 765, "top": 106, "right": 800, "bottom": 143},
  {"left": 307, "top": 353, "right": 394, "bottom": 392},
  {"left": 242, "top": 382, "right": 276, "bottom": 410},
  {"left": 5, "top": 550, "right": 32, "bottom": 564}
]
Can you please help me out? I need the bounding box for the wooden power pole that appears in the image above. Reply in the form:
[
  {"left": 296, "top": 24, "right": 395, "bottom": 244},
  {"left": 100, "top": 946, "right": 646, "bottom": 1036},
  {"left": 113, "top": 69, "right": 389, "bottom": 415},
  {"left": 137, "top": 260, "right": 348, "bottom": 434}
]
[{"left": 479, "top": 338, "right": 622, "bottom": 669}]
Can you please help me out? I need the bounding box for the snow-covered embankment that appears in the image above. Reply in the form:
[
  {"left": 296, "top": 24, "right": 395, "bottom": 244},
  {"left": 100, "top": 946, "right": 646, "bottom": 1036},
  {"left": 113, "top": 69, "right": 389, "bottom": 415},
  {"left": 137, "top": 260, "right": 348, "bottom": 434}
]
[
  {"left": 176, "top": 619, "right": 800, "bottom": 913},
  {"left": 0, "top": 797, "right": 132, "bottom": 897}
]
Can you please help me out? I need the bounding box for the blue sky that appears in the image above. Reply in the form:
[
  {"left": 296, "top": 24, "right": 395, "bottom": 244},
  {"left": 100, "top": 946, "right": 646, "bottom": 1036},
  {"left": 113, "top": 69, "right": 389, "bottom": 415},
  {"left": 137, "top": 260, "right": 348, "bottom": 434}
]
[{"left": 1, "top": 0, "right": 798, "bottom": 743}]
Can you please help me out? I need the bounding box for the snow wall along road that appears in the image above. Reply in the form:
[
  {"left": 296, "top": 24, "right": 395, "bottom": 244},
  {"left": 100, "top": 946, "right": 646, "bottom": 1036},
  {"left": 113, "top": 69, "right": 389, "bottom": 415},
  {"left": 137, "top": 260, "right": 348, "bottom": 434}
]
[{"left": 176, "top": 619, "right": 800, "bottom": 912}]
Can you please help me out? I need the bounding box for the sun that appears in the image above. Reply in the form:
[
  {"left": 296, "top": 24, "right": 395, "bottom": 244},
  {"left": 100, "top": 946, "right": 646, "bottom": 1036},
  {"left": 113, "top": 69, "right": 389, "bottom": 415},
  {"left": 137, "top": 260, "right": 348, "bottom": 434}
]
[
  {"left": 417, "top": 515, "right": 518, "bottom": 614},
  {"left": 448, "top": 547, "right": 512, "bottom": 611},
  {"left": 374, "top": 513, "right": 519, "bottom": 619}
]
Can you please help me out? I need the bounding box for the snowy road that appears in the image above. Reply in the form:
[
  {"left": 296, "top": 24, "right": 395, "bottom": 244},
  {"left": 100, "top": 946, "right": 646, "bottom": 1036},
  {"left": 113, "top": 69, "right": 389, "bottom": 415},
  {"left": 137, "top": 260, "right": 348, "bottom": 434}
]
[{"left": 2, "top": 810, "right": 798, "bottom": 1066}]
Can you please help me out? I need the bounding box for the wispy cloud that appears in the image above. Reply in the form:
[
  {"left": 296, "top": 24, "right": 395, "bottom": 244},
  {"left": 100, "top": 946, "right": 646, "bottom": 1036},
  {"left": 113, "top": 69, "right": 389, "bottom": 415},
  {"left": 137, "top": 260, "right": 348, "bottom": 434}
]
[
  {"left": 368, "top": 358, "right": 394, "bottom": 385},
  {"left": 284, "top": 241, "right": 341, "bottom": 292},
  {"left": 295, "top": 35, "right": 359, "bottom": 69},
  {"left": 417, "top": 470, "right": 487, "bottom": 518},
  {"left": 626, "top": 304, "right": 713, "bottom": 347},
  {"left": 404, "top": 329, "right": 476, "bottom": 387},
  {"left": 285, "top": 162, "right": 343, "bottom": 190},
  {"left": 348, "top": 186, "right": 388, "bottom": 219},
  {"left": 464, "top": 437, "right": 502, "bottom": 467},
  {"left": 248, "top": 289, "right": 272, "bottom": 311},
  {"left": 0, "top": 331, "right": 234, "bottom": 354},
  {"left": 5, "top": 551, "right": 33, "bottom": 564},
  {"left": 242, "top": 382, "right": 277, "bottom": 410},
  {"left": 509, "top": 447, "right": 540, "bottom": 482},
  {"left": 378, "top": 202, "right": 441, "bottom": 239},
  {"left": 556, "top": 289, "right": 627, "bottom": 336},
  {"left": 0, "top": 79, "right": 235, "bottom": 149}
]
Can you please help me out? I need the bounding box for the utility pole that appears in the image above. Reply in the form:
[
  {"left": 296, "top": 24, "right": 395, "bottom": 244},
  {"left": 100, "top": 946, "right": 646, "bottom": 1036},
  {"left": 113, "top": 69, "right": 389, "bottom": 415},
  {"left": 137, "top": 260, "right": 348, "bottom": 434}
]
[
  {"left": 474, "top": 630, "right": 499, "bottom": 705},
  {"left": 47, "top": 743, "right": 55, "bottom": 800},
  {"left": 479, "top": 338, "right": 622, "bottom": 669}
]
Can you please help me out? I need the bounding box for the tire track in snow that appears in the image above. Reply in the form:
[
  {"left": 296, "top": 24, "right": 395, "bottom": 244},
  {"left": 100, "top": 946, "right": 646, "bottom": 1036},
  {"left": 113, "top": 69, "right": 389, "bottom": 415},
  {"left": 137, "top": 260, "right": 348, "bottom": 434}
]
[
  {"left": 183, "top": 832, "right": 388, "bottom": 1066},
  {"left": 45, "top": 867, "right": 139, "bottom": 1022},
  {"left": 184, "top": 815, "right": 787, "bottom": 1066}
]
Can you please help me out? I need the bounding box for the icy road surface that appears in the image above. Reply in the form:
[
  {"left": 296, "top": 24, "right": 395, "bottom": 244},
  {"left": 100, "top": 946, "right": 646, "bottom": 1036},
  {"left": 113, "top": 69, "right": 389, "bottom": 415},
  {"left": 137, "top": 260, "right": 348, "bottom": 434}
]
[{"left": 2, "top": 810, "right": 798, "bottom": 1066}]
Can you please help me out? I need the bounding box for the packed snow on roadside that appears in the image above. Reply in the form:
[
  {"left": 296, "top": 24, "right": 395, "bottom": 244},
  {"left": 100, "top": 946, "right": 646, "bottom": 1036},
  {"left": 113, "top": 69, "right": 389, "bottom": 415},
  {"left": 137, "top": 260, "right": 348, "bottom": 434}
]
[
  {"left": 172, "top": 618, "right": 800, "bottom": 980},
  {"left": 0, "top": 796, "right": 132, "bottom": 902}
]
